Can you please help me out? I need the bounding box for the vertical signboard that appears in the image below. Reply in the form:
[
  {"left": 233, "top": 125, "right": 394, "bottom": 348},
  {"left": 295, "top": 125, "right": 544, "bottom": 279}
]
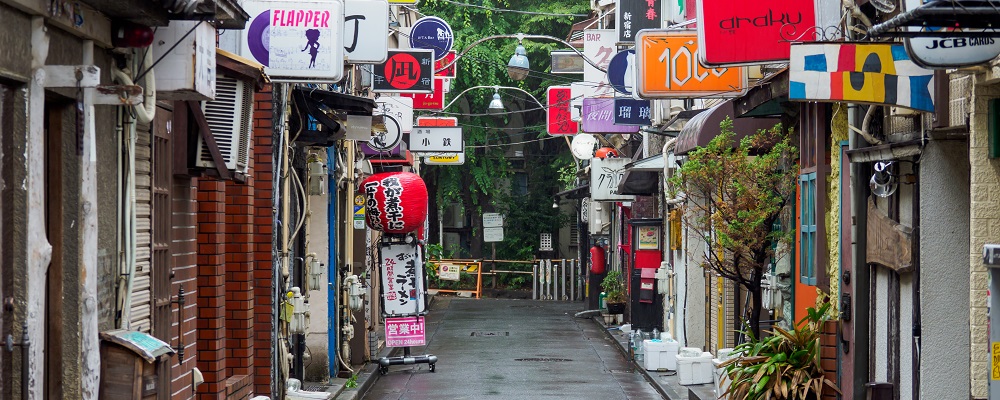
[
  {"left": 546, "top": 86, "right": 579, "bottom": 135},
  {"left": 618, "top": 0, "right": 662, "bottom": 42},
  {"left": 373, "top": 49, "right": 435, "bottom": 93},
  {"left": 583, "top": 29, "right": 618, "bottom": 98},
  {"left": 344, "top": 0, "right": 389, "bottom": 63},
  {"left": 582, "top": 98, "right": 641, "bottom": 133},
  {"left": 240, "top": 0, "right": 346, "bottom": 81},
  {"left": 695, "top": 0, "right": 815, "bottom": 66},
  {"left": 635, "top": 30, "right": 747, "bottom": 98},
  {"left": 590, "top": 157, "right": 634, "bottom": 201},
  {"left": 380, "top": 242, "right": 426, "bottom": 316}
]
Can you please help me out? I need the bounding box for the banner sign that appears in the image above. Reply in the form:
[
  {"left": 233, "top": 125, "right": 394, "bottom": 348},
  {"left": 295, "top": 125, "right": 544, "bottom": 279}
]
[
  {"left": 618, "top": 0, "right": 662, "bottom": 42},
  {"left": 401, "top": 77, "right": 444, "bottom": 110},
  {"left": 582, "top": 98, "right": 641, "bottom": 133},
  {"left": 409, "top": 127, "right": 463, "bottom": 153},
  {"left": 373, "top": 49, "right": 434, "bottom": 93},
  {"left": 546, "top": 86, "right": 579, "bottom": 135},
  {"left": 385, "top": 316, "right": 426, "bottom": 346},
  {"left": 380, "top": 242, "right": 426, "bottom": 316},
  {"left": 584, "top": 30, "right": 618, "bottom": 98},
  {"left": 344, "top": 0, "right": 389, "bottom": 63},
  {"left": 409, "top": 16, "right": 454, "bottom": 60},
  {"left": 590, "top": 157, "right": 635, "bottom": 201},
  {"left": 696, "top": 0, "right": 815, "bottom": 66},
  {"left": 613, "top": 98, "right": 652, "bottom": 125},
  {"left": 240, "top": 0, "right": 346, "bottom": 82},
  {"left": 635, "top": 30, "right": 747, "bottom": 98},
  {"left": 789, "top": 42, "right": 935, "bottom": 112}
]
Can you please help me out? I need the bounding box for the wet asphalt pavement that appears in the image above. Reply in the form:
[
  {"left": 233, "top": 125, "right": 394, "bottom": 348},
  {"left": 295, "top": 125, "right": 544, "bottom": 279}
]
[{"left": 360, "top": 297, "right": 663, "bottom": 400}]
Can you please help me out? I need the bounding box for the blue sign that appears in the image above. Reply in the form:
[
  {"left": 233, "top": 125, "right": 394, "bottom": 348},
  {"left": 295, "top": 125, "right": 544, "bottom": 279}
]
[
  {"left": 613, "top": 98, "right": 651, "bottom": 126},
  {"left": 607, "top": 50, "right": 636, "bottom": 95},
  {"left": 409, "top": 16, "right": 454, "bottom": 61}
]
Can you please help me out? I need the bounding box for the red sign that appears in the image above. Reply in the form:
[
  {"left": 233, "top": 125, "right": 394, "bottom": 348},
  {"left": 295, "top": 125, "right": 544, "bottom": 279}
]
[
  {"left": 373, "top": 49, "right": 434, "bottom": 93},
  {"left": 385, "top": 316, "right": 426, "bottom": 347},
  {"left": 696, "top": 0, "right": 815, "bottom": 66},
  {"left": 402, "top": 78, "right": 444, "bottom": 110},
  {"left": 546, "top": 86, "right": 578, "bottom": 135},
  {"left": 362, "top": 172, "right": 428, "bottom": 234},
  {"left": 435, "top": 50, "right": 457, "bottom": 78},
  {"left": 416, "top": 116, "right": 458, "bottom": 127}
]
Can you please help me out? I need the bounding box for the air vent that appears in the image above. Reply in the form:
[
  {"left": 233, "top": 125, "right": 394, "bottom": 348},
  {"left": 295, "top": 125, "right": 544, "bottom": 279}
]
[{"left": 196, "top": 75, "right": 253, "bottom": 175}]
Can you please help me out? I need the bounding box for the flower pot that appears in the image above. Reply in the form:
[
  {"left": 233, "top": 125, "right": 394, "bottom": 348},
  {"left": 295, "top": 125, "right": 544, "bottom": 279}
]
[{"left": 607, "top": 302, "right": 626, "bottom": 314}]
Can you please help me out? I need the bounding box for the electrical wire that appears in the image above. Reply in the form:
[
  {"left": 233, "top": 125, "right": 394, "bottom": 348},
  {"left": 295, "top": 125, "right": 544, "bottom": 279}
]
[
  {"left": 435, "top": 0, "right": 590, "bottom": 17},
  {"left": 464, "top": 135, "right": 562, "bottom": 148}
]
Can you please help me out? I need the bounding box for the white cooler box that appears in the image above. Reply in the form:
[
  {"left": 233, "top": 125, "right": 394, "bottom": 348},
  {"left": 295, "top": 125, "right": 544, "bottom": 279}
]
[
  {"left": 642, "top": 340, "right": 680, "bottom": 371},
  {"left": 677, "top": 350, "right": 715, "bottom": 385},
  {"left": 713, "top": 348, "right": 736, "bottom": 396}
]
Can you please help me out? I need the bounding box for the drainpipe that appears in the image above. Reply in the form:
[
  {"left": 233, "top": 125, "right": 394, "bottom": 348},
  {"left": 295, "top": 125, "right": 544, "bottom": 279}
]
[
  {"left": 849, "top": 104, "right": 871, "bottom": 400},
  {"left": 327, "top": 147, "right": 339, "bottom": 377}
]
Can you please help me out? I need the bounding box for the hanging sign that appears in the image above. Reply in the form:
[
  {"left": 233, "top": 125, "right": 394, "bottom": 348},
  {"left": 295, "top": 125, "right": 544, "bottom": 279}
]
[
  {"left": 551, "top": 51, "right": 585, "bottom": 74},
  {"left": 613, "top": 98, "right": 652, "bottom": 125},
  {"left": 409, "top": 127, "right": 463, "bottom": 153},
  {"left": 376, "top": 97, "right": 414, "bottom": 133},
  {"left": 695, "top": 0, "right": 815, "bottom": 66},
  {"left": 902, "top": 0, "right": 1000, "bottom": 68},
  {"left": 409, "top": 16, "right": 454, "bottom": 60},
  {"left": 584, "top": 29, "right": 618, "bottom": 98},
  {"left": 635, "top": 30, "right": 747, "bottom": 98},
  {"left": 362, "top": 172, "right": 429, "bottom": 234},
  {"left": 361, "top": 114, "right": 402, "bottom": 156},
  {"left": 424, "top": 153, "right": 465, "bottom": 165},
  {"left": 618, "top": 0, "right": 662, "bottom": 42},
  {"left": 416, "top": 116, "right": 458, "bottom": 126},
  {"left": 385, "top": 316, "right": 426, "bottom": 346},
  {"left": 582, "top": 98, "right": 641, "bottom": 133},
  {"left": 546, "top": 86, "right": 579, "bottom": 135},
  {"left": 607, "top": 49, "right": 637, "bottom": 95},
  {"left": 401, "top": 77, "right": 444, "bottom": 110},
  {"left": 373, "top": 49, "right": 434, "bottom": 93},
  {"left": 435, "top": 50, "right": 458, "bottom": 78},
  {"left": 240, "top": 0, "right": 346, "bottom": 82},
  {"left": 590, "top": 157, "right": 635, "bottom": 201},
  {"left": 380, "top": 242, "right": 426, "bottom": 316},
  {"left": 344, "top": 0, "right": 389, "bottom": 63}
]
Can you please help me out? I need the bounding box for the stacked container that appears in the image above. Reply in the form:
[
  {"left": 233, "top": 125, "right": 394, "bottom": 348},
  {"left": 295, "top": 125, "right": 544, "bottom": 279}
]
[
  {"left": 642, "top": 339, "right": 680, "bottom": 371},
  {"left": 676, "top": 347, "right": 715, "bottom": 385}
]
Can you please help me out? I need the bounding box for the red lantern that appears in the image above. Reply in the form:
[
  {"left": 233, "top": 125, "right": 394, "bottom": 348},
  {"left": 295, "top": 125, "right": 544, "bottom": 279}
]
[
  {"left": 590, "top": 246, "right": 606, "bottom": 274},
  {"left": 361, "top": 172, "right": 428, "bottom": 234},
  {"left": 595, "top": 147, "right": 619, "bottom": 159}
]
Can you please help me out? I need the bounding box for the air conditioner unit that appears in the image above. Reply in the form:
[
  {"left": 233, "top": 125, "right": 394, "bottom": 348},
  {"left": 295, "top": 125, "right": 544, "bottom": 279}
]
[{"left": 196, "top": 75, "right": 253, "bottom": 175}]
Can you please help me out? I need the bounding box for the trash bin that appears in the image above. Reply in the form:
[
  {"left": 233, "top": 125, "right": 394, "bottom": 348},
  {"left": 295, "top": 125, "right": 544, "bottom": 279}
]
[
  {"left": 642, "top": 339, "right": 680, "bottom": 371},
  {"left": 866, "top": 382, "right": 893, "bottom": 400}
]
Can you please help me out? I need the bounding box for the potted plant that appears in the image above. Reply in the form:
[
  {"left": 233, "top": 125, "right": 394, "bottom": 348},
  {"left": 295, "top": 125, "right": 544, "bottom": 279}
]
[
  {"left": 720, "top": 303, "right": 841, "bottom": 400},
  {"left": 601, "top": 270, "right": 627, "bottom": 314}
]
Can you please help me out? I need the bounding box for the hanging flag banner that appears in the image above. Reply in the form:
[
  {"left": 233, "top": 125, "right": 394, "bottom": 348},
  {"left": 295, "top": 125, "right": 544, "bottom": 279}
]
[
  {"left": 380, "top": 241, "right": 426, "bottom": 316},
  {"left": 618, "top": 0, "right": 662, "bottom": 42},
  {"left": 401, "top": 77, "right": 444, "bottom": 110},
  {"left": 635, "top": 30, "right": 747, "bottom": 98},
  {"left": 584, "top": 29, "right": 618, "bottom": 98},
  {"left": 373, "top": 49, "right": 434, "bottom": 93},
  {"left": 385, "top": 316, "right": 426, "bottom": 346},
  {"left": 546, "top": 86, "right": 579, "bottom": 135},
  {"left": 613, "top": 98, "right": 652, "bottom": 125},
  {"left": 695, "top": 0, "right": 815, "bottom": 66},
  {"left": 238, "top": 0, "right": 346, "bottom": 82},
  {"left": 344, "top": 0, "right": 389, "bottom": 63},
  {"left": 409, "top": 16, "right": 454, "bottom": 60},
  {"left": 582, "top": 98, "right": 641, "bottom": 133}
]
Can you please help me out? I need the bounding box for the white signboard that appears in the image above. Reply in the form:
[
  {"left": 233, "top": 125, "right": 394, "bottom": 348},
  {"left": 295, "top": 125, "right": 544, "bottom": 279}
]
[
  {"left": 903, "top": 0, "right": 1000, "bottom": 68},
  {"left": 590, "top": 157, "right": 635, "bottom": 201},
  {"left": 438, "top": 263, "right": 460, "bottom": 281},
  {"left": 583, "top": 29, "right": 617, "bottom": 99},
  {"left": 423, "top": 153, "right": 465, "bottom": 165},
  {"left": 380, "top": 242, "right": 426, "bottom": 316},
  {"left": 344, "top": 0, "right": 389, "bottom": 63},
  {"left": 482, "top": 213, "right": 504, "bottom": 228},
  {"left": 240, "top": 0, "right": 346, "bottom": 82},
  {"left": 375, "top": 97, "right": 414, "bottom": 133},
  {"left": 409, "top": 127, "right": 463, "bottom": 153},
  {"left": 483, "top": 227, "right": 505, "bottom": 243}
]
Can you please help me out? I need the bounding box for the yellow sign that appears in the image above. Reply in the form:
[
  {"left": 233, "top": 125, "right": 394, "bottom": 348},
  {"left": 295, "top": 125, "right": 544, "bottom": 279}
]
[
  {"left": 354, "top": 195, "right": 365, "bottom": 206},
  {"left": 993, "top": 343, "right": 1000, "bottom": 380},
  {"left": 424, "top": 153, "right": 465, "bottom": 165}
]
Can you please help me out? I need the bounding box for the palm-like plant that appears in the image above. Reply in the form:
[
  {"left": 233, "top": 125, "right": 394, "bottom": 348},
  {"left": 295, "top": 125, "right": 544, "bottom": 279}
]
[{"left": 720, "top": 303, "right": 841, "bottom": 399}]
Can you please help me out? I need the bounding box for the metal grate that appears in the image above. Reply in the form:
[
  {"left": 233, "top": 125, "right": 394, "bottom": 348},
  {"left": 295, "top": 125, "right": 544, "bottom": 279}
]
[
  {"left": 515, "top": 358, "right": 571, "bottom": 362},
  {"left": 471, "top": 331, "right": 510, "bottom": 337}
]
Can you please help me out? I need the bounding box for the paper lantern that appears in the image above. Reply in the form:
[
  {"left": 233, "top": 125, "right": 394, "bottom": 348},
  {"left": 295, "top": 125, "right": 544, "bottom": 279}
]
[
  {"left": 595, "top": 147, "right": 619, "bottom": 159},
  {"left": 361, "top": 172, "right": 428, "bottom": 234},
  {"left": 590, "top": 246, "right": 606, "bottom": 274}
]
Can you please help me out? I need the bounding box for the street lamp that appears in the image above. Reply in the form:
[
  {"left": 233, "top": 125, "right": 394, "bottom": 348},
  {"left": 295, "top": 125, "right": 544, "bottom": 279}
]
[
  {"left": 435, "top": 33, "right": 606, "bottom": 82},
  {"left": 488, "top": 90, "right": 505, "bottom": 114},
  {"left": 441, "top": 85, "right": 545, "bottom": 115}
]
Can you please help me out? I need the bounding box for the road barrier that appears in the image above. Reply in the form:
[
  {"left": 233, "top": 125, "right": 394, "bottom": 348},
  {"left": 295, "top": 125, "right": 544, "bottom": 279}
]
[{"left": 427, "top": 258, "right": 582, "bottom": 301}]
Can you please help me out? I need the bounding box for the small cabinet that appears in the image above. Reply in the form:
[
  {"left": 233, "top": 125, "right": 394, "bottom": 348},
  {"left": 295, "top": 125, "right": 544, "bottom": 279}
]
[{"left": 99, "top": 330, "right": 175, "bottom": 400}]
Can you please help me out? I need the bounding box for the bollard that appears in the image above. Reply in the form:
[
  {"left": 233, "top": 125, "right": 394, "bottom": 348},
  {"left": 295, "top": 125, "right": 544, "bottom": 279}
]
[
  {"left": 560, "top": 259, "right": 566, "bottom": 301},
  {"left": 570, "top": 259, "right": 576, "bottom": 301},
  {"left": 532, "top": 262, "right": 538, "bottom": 300}
]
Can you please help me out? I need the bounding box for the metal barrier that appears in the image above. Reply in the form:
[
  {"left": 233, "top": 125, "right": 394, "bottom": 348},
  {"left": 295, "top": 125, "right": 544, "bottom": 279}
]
[
  {"left": 428, "top": 259, "right": 482, "bottom": 299},
  {"left": 428, "top": 258, "right": 581, "bottom": 301}
]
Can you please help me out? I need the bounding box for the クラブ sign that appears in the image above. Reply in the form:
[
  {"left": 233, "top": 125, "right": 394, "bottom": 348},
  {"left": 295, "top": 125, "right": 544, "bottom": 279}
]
[{"left": 590, "top": 157, "right": 635, "bottom": 201}]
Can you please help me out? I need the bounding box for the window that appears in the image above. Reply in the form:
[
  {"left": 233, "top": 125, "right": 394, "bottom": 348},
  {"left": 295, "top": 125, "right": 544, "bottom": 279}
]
[{"left": 799, "top": 173, "right": 817, "bottom": 285}]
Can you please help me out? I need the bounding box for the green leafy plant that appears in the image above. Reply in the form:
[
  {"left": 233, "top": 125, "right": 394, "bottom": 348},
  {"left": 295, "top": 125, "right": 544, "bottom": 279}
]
[
  {"left": 600, "top": 270, "right": 627, "bottom": 304},
  {"left": 345, "top": 373, "right": 358, "bottom": 389},
  {"left": 720, "top": 303, "right": 841, "bottom": 400}
]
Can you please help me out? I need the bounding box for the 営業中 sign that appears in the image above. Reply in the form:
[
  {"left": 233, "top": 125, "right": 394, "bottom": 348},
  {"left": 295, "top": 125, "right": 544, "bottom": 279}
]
[
  {"left": 380, "top": 242, "right": 426, "bottom": 316},
  {"left": 409, "top": 127, "right": 463, "bottom": 153},
  {"left": 385, "top": 316, "right": 426, "bottom": 347},
  {"left": 547, "top": 86, "right": 578, "bottom": 135},
  {"left": 635, "top": 30, "right": 747, "bottom": 98},
  {"left": 239, "top": 0, "right": 346, "bottom": 82},
  {"left": 373, "top": 49, "right": 434, "bottom": 93}
]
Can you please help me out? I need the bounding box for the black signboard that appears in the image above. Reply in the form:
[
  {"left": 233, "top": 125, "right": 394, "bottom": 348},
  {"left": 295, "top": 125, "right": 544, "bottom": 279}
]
[
  {"left": 618, "top": 0, "right": 662, "bottom": 42},
  {"left": 373, "top": 49, "right": 435, "bottom": 94}
]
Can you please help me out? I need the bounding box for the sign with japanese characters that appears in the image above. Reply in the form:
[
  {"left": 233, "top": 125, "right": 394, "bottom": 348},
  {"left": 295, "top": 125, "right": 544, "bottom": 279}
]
[
  {"left": 240, "top": 0, "right": 346, "bottom": 82},
  {"left": 434, "top": 50, "right": 458, "bottom": 78},
  {"left": 482, "top": 213, "right": 504, "bottom": 228},
  {"left": 590, "top": 157, "right": 635, "bottom": 201},
  {"left": 373, "top": 49, "right": 434, "bottom": 93},
  {"left": 438, "top": 263, "right": 460, "bottom": 281},
  {"left": 409, "top": 16, "right": 454, "bottom": 60},
  {"left": 375, "top": 97, "right": 414, "bottom": 133},
  {"left": 385, "top": 316, "right": 426, "bottom": 347},
  {"left": 583, "top": 29, "right": 617, "bottom": 98},
  {"left": 546, "top": 86, "right": 579, "bottom": 135},
  {"left": 613, "top": 98, "right": 652, "bottom": 125},
  {"left": 696, "top": 0, "right": 815, "bottom": 66},
  {"left": 380, "top": 242, "right": 426, "bottom": 316},
  {"left": 483, "top": 227, "right": 504, "bottom": 242},
  {"left": 344, "top": 0, "right": 389, "bottom": 63},
  {"left": 409, "top": 127, "right": 463, "bottom": 153},
  {"left": 401, "top": 77, "right": 444, "bottom": 110},
  {"left": 582, "top": 98, "right": 641, "bottom": 133},
  {"left": 618, "top": 0, "right": 662, "bottom": 43},
  {"left": 635, "top": 30, "right": 747, "bottom": 98}
]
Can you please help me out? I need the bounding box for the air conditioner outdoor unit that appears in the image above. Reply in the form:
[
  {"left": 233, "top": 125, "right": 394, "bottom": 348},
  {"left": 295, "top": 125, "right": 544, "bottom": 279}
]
[{"left": 196, "top": 75, "right": 253, "bottom": 175}]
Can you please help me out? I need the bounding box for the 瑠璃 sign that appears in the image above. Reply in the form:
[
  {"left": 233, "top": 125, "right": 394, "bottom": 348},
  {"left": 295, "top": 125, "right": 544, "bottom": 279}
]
[
  {"left": 696, "top": 0, "right": 815, "bottom": 66},
  {"left": 635, "top": 30, "right": 747, "bottom": 98},
  {"left": 373, "top": 49, "right": 434, "bottom": 93},
  {"left": 380, "top": 242, "right": 426, "bottom": 316},
  {"left": 546, "top": 86, "right": 578, "bottom": 135},
  {"left": 344, "top": 0, "right": 389, "bottom": 63},
  {"left": 590, "top": 157, "right": 634, "bottom": 201},
  {"left": 409, "top": 127, "right": 463, "bottom": 153},
  {"left": 385, "top": 316, "right": 426, "bottom": 347},
  {"left": 618, "top": 0, "right": 661, "bottom": 43},
  {"left": 239, "top": 0, "right": 346, "bottom": 82},
  {"left": 613, "top": 98, "right": 651, "bottom": 126},
  {"left": 582, "top": 98, "right": 641, "bottom": 133}
]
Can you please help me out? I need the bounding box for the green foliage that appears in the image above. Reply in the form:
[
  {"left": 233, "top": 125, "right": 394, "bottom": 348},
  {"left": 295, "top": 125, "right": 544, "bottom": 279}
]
[
  {"left": 345, "top": 373, "right": 358, "bottom": 389},
  {"left": 721, "top": 303, "right": 840, "bottom": 400},
  {"left": 600, "top": 270, "right": 626, "bottom": 304}
]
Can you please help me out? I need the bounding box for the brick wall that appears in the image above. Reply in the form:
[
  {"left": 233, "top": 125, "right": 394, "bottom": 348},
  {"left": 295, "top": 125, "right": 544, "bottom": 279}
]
[
  {"left": 819, "top": 320, "right": 839, "bottom": 400},
  {"left": 171, "top": 177, "right": 200, "bottom": 399},
  {"left": 252, "top": 85, "right": 275, "bottom": 397},
  {"left": 225, "top": 178, "right": 255, "bottom": 378},
  {"left": 197, "top": 179, "right": 228, "bottom": 399}
]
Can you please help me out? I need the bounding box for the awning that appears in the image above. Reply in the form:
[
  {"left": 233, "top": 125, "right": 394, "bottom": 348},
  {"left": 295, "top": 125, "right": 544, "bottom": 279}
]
[
  {"left": 674, "top": 99, "right": 781, "bottom": 155},
  {"left": 216, "top": 49, "right": 269, "bottom": 90},
  {"left": 734, "top": 69, "right": 789, "bottom": 118},
  {"left": 870, "top": 0, "right": 1000, "bottom": 38},
  {"left": 617, "top": 154, "right": 664, "bottom": 196},
  {"left": 555, "top": 184, "right": 591, "bottom": 200},
  {"left": 289, "top": 87, "right": 376, "bottom": 147}
]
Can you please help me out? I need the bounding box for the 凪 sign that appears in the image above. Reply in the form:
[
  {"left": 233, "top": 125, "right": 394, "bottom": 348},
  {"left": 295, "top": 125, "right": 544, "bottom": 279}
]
[
  {"left": 380, "top": 242, "right": 426, "bottom": 316},
  {"left": 618, "top": 0, "right": 661, "bottom": 43},
  {"left": 239, "top": 0, "right": 346, "bottom": 82},
  {"left": 385, "top": 316, "right": 426, "bottom": 347},
  {"left": 373, "top": 49, "right": 434, "bottom": 93},
  {"left": 344, "top": 0, "right": 389, "bottom": 63},
  {"left": 590, "top": 157, "right": 635, "bottom": 201},
  {"left": 635, "top": 30, "right": 747, "bottom": 98},
  {"left": 409, "top": 127, "right": 463, "bottom": 153},
  {"left": 582, "top": 98, "right": 641, "bottom": 133},
  {"left": 547, "top": 86, "right": 578, "bottom": 135},
  {"left": 696, "top": 0, "right": 815, "bottom": 66},
  {"left": 613, "top": 98, "right": 652, "bottom": 126}
]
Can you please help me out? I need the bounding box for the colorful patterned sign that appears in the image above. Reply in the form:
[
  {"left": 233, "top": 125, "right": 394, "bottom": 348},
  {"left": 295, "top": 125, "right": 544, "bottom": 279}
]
[{"left": 789, "top": 43, "right": 935, "bottom": 112}]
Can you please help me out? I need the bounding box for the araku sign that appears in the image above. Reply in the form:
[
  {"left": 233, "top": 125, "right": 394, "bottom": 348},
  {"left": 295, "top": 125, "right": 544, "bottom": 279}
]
[{"left": 696, "top": 0, "right": 816, "bottom": 66}]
